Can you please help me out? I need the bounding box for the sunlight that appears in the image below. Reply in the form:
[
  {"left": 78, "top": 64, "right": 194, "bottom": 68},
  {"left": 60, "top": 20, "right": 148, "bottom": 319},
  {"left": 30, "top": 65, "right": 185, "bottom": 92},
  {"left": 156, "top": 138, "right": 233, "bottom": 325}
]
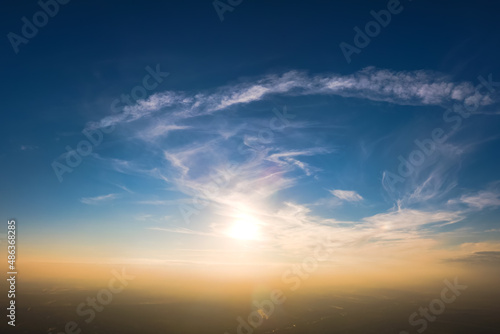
[{"left": 226, "top": 214, "right": 261, "bottom": 240}]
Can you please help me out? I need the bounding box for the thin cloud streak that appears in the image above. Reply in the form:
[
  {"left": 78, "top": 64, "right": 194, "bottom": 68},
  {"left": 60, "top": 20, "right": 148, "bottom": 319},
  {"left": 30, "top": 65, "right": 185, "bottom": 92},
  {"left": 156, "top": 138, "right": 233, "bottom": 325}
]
[
  {"left": 80, "top": 193, "right": 118, "bottom": 205},
  {"left": 329, "top": 189, "right": 364, "bottom": 202},
  {"left": 87, "top": 67, "right": 497, "bottom": 131}
]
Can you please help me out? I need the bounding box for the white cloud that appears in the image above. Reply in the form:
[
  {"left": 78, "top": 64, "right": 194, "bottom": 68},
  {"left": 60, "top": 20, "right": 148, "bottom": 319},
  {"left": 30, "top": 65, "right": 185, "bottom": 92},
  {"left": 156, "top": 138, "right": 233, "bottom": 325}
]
[
  {"left": 459, "top": 191, "right": 500, "bottom": 210},
  {"left": 80, "top": 193, "right": 117, "bottom": 205},
  {"left": 266, "top": 149, "right": 330, "bottom": 176},
  {"left": 138, "top": 124, "right": 191, "bottom": 142},
  {"left": 87, "top": 67, "right": 496, "bottom": 131},
  {"left": 329, "top": 189, "right": 363, "bottom": 202},
  {"left": 363, "top": 208, "right": 463, "bottom": 230}
]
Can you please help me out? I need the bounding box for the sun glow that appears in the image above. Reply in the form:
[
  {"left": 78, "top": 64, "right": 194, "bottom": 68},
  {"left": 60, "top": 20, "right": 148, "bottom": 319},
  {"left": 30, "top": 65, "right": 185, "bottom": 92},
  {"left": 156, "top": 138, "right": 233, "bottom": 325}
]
[{"left": 226, "top": 215, "right": 261, "bottom": 240}]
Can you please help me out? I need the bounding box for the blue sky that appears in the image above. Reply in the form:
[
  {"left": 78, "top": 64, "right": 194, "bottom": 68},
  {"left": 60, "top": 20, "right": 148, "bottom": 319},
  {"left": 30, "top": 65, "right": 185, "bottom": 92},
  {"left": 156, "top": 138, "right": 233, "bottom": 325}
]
[{"left": 1, "top": 0, "right": 500, "bottom": 267}]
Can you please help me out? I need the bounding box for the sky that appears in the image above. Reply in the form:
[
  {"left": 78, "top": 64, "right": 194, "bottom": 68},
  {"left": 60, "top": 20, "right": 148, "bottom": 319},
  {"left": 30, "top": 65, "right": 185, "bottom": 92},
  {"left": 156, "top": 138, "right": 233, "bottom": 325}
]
[{"left": 1, "top": 0, "right": 500, "bottom": 286}]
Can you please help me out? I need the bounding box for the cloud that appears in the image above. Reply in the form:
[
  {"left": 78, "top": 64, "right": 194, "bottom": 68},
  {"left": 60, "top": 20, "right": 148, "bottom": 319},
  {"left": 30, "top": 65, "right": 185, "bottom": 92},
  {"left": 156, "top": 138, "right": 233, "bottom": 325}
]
[
  {"left": 445, "top": 182, "right": 500, "bottom": 211},
  {"left": 445, "top": 251, "right": 500, "bottom": 265},
  {"left": 20, "top": 145, "right": 38, "bottom": 151},
  {"left": 362, "top": 208, "right": 463, "bottom": 230},
  {"left": 80, "top": 67, "right": 500, "bottom": 266},
  {"left": 382, "top": 140, "right": 469, "bottom": 208},
  {"left": 80, "top": 193, "right": 117, "bottom": 205},
  {"left": 148, "top": 227, "right": 219, "bottom": 238},
  {"left": 136, "top": 199, "right": 191, "bottom": 206},
  {"left": 114, "top": 184, "right": 134, "bottom": 194},
  {"left": 138, "top": 124, "right": 191, "bottom": 142},
  {"left": 135, "top": 214, "right": 152, "bottom": 221},
  {"left": 94, "top": 155, "right": 170, "bottom": 181},
  {"left": 459, "top": 191, "right": 500, "bottom": 210},
  {"left": 87, "top": 67, "right": 496, "bottom": 131},
  {"left": 329, "top": 189, "right": 363, "bottom": 202},
  {"left": 266, "top": 149, "right": 330, "bottom": 176}
]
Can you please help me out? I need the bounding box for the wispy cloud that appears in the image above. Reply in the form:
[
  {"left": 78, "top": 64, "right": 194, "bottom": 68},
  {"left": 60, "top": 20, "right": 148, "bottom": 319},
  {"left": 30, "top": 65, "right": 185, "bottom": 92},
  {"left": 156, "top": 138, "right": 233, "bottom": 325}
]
[
  {"left": 362, "top": 208, "right": 463, "bottom": 230},
  {"left": 329, "top": 189, "right": 363, "bottom": 202},
  {"left": 80, "top": 193, "right": 117, "bottom": 205},
  {"left": 458, "top": 191, "right": 500, "bottom": 210},
  {"left": 445, "top": 251, "right": 500, "bottom": 265},
  {"left": 446, "top": 182, "right": 500, "bottom": 210},
  {"left": 82, "top": 67, "right": 500, "bottom": 266},
  {"left": 147, "top": 227, "right": 219, "bottom": 238},
  {"left": 138, "top": 124, "right": 191, "bottom": 142},
  {"left": 266, "top": 149, "right": 331, "bottom": 176},
  {"left": 136, "top": 199, "right": 191, "bottom": 205},
  {"left": 87, "top": 67, "right": 497, "bottom": 131},
  {"left": 20, "top": 144, "right": 38, "bottom": 151},
  {"left": 135, "top": 214, "right": 153, "bottom": 221}
]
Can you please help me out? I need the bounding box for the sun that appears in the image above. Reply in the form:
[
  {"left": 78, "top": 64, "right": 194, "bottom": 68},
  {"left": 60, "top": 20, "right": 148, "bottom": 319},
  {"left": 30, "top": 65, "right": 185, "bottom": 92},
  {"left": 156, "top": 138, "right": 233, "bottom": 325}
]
[{"left": 226, "top": 216, "right": 260, "bottom": 240}]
